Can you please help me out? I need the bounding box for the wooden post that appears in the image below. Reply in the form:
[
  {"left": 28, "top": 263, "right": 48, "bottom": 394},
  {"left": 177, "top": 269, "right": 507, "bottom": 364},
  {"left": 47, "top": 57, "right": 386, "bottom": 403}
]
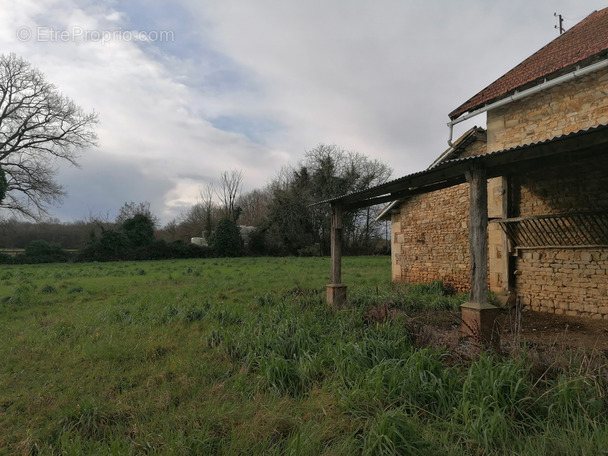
[
  {"left": 501, "top": 176, "right": 512, "bottom": 293},
  {"left": 468, "top": 166, "right": 488, "bottom": 304},
  {"left": 462, "top": 166, "right": 501, "bottom": 345},
  {"left": 330, "top": 203, "right": 342, "bottom": 284},
  {"left": 327, "top": 203, "right": 347, "bottom": 306}
]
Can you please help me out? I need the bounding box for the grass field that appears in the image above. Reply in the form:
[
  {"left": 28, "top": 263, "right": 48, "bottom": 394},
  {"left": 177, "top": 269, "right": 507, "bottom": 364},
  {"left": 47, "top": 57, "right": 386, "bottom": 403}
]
[{"left": 1, "top": 256, "right": 607, "bottom": 455}]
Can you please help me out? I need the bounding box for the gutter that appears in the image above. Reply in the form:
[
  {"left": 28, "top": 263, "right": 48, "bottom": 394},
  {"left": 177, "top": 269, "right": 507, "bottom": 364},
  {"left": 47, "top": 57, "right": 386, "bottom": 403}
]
[
  {"left": 375, "top": 200, "right": 398, "bottom": 222},
  {"left": 447, "top": 57, "right": 608, "bottom": 146}
]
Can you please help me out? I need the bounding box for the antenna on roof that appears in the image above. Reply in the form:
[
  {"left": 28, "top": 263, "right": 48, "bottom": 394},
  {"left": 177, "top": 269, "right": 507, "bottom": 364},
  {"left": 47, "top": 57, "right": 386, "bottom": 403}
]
[{"left": 554, "top": 12, "right": 565, "bottom": 34}]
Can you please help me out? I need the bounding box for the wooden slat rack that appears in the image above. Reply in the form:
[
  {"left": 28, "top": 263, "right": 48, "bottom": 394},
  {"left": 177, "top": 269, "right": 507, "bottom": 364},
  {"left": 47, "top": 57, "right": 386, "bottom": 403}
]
[{"left": 490, "top": 211, "right": 608, "bottom": 249}]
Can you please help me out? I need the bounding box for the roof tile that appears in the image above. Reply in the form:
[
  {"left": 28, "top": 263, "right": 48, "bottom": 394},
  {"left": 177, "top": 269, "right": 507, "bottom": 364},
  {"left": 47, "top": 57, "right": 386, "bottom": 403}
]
[{"left": 450, "top": 8, "right": 608, "bottom": 119}]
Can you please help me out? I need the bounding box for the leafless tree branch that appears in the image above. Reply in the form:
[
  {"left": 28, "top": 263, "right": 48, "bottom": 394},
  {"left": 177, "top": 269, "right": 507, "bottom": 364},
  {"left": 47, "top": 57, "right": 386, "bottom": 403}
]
[
  {"left": 216, "top": 169, "right": 243, "bottom": 222},
  {"left": 0, "top": 53, "right": 98, "bottom": 220}
]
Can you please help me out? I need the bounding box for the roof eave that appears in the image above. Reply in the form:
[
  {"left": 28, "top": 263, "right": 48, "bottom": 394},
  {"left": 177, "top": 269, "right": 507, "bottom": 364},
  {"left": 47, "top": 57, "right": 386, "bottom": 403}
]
[{"left": 313, "top": 123, "right": 608, "bottom": 210}]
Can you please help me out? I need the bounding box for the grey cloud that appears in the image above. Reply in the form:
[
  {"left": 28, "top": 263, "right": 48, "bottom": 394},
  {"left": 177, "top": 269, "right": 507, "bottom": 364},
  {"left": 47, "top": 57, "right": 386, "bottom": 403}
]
[
  {"left": 2, "top": 0, "right": 603, "bottom": 224},
  {"left": 54, "top": 154, "right": 174, "bottom": 223}
]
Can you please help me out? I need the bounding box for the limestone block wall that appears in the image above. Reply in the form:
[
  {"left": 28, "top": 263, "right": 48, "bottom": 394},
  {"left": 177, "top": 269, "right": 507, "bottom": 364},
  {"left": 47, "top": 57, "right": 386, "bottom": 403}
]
[
  {"left": 389, "top": 68, "right": 608, "bottom": 314},
  {"left": 487, "top": 67, "right": 608, "bottom": 151},
  {"left": 512, "top": 156, "right": 608, "bottom": 316},
  {"left": 483, "top": 67, "right": 608, "bottom": 316},
  {"left": 456, "top": 136, "right": 488, "bottom": 158},
  {"left": 515, "top": 249, "right": 608, "bottom": 318},
  {"left": 391, "top": 183, "right": 471, "bottom": 291},
  {"left": 516, "top": 155, "right": 608, "bottom": 216}
]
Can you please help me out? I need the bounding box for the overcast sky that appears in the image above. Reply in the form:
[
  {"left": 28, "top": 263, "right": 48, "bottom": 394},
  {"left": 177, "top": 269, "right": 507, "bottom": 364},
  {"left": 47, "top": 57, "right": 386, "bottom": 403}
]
[{"left": 0, "top": 0, "right": 605, "bottom": 225}]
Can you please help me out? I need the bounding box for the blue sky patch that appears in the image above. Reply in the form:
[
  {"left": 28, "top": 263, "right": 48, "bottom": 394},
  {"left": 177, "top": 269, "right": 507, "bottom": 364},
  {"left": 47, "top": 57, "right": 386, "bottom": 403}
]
[{"left": 210, "top": 115, "right": 283, "bottom": 144}]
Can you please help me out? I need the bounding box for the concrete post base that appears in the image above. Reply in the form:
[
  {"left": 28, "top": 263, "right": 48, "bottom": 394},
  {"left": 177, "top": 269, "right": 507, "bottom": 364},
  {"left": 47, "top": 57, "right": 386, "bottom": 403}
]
[
  {"left": 461, "top": 302, "right": 502, "bottom": 346},
  {"left": 326, "top": 284, "right": 347, "bottom": 307}
]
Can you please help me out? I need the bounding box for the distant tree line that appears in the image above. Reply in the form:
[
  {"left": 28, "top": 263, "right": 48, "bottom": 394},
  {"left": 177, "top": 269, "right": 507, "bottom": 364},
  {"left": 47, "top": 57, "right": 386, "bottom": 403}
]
[
  {"left": 0, "top": 144, "right": 392, "bottom": 264},
  {"left": 160, "top": 144, "right": 392, "bottom": 256},
  {"left": 0, "top": 54, "right": 387, "bottom": 258}
]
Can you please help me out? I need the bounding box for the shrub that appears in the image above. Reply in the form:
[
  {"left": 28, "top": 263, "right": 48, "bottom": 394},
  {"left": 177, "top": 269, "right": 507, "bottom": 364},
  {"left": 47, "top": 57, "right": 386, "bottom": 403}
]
[
  {"left": 75, "top": 230, "right": 130, "bottom": 262},
  {"left": 169, "top": 241, "right": 214, "bottom": 259},
  {"left": 297, "top": 245, "right": 321, "bottom": 257},
  {"left": 0, "top": 253, "right": 13, "bottom": 264},
  {"left": 121, "top": 213, "right": 155, "bottom": 247},
  {"left": 210, "top": 218, "right": 243, "bottom": 257},
  {"left": 246, "top": 226, "right": 267, "bottom": 255},
  {"left": 22, "top": 240, "right": 69, "bottom": 263}
]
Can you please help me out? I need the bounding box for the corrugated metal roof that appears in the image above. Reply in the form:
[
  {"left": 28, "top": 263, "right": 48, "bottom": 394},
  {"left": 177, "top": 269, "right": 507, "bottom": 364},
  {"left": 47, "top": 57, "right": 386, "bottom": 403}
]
[{"left": 314, "top": 123, "right": 608, "bottom": 208}]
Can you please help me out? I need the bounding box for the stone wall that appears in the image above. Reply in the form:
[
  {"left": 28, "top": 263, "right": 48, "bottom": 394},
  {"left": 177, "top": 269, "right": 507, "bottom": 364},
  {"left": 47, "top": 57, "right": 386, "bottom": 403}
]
[
  {"left": 391, "top": 183, "right": 471, "bottom": 291},
  {"left": 487, "top": 67, "right": 608, "bottom": 151},
  {"left": 514, "top": 249, "right": 608, "bottom": 318},
  {"left": 515, "top": 155, "right": 608, "bottom": 217},
  {"left": 390, "top": 67, "right": 608, "bottom": 316},
  {"left": 456, "top": 135, "right": 487, "bottom": 158},
  {"left": 511, "top": 155, "right": 608, "bottom": 316},
  {"left": 484, "top": 67, "right": 608, "bottom": 317}
]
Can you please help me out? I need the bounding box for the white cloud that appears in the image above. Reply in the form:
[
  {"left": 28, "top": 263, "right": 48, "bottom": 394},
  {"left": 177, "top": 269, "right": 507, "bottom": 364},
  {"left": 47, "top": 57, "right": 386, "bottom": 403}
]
[{"left": 1, "top": 0, "right": 605, "bottom": 223}]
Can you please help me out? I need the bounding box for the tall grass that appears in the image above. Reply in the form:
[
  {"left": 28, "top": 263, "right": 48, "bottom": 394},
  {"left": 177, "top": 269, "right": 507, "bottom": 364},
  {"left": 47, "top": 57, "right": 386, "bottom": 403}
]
[{"left": 1, "top": 257, "right": 607, "bottom": 455}]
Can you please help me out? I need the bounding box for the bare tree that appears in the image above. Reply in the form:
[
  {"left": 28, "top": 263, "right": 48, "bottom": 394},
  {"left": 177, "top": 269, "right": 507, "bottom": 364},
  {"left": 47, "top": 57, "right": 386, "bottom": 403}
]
[
  {"left": 0, "top": 53, "right": 98, "bottom": 219},
  {"left": 236, "top": 188, "right": 271, "bottom": 226},
  {"left": 268, "top": 165, "right": 294, "bottom": 192},
  {"left": 199, "top": 182, "right": 216, "bottom": 240},
  {"left": 0, "top": 168, "right": 6, "bottom": 204},
  {"left": 263, "top": 144, "right": 393, "bottom": 255},
  {"left": 199, "top": 182, "right": 215, "bottom": 209},
  {"left": 216, "top": 169, "right": 243, "bottom": 221}
]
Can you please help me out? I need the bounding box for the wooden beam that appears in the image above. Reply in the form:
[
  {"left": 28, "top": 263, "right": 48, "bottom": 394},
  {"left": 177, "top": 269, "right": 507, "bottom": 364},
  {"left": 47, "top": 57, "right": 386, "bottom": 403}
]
[
  {"left": 467, "top": 166, "right": 488, "bottom": 304},
  {"left": 340, "top": 161, "right": 473, "bottom": 207},
  {"left": 327, "top": 203, "right": 347, "bottom": 307},
  {"left": 501, "top": 176, "right": 512, "bottom": 292},
  {"left": 314, "top": 128, "right": 608, "bottom": 212},
  {"left": 461, "top": 165, "right": 501, "bottom": 346},
  {"left": 330, "top": 203, "right": 343, "bottom": 285},
  {"left": 343, "top": 176, "right": 468, "bottom": 210}
]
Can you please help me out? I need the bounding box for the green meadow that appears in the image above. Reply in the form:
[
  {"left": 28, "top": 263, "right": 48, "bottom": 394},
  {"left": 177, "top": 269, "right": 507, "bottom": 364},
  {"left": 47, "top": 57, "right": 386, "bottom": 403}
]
[{"left": 1, "top": 257, "right": 607, "bottom": 455}]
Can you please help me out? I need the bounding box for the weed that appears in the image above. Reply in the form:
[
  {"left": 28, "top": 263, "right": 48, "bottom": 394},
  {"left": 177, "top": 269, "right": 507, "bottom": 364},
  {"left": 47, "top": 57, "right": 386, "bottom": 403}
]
[
  {"left": 259, "top": 354, "right": 309, "bottom": 397},
  {"left": 184, "top": 308, "right": 206, "bottom": 322},
  {"left": 40, "top": 284, "right": 57, "bottom": 294},
  {"left": 212, "top": 309, "right": 242, "bottom": 326},
  {"left": 206, "top": 329, "right": 224, "bottom": 348},
  {"left": 255, "top": 292, "right": 277, "bottom": 307},
  {"left": 456, "top": 353, "right": 538, "bottom": 451},
  {"left": 362, "top": 409, "right": 431, "bottom": 456},
  {"left": 58, "top": 401, "right": 132, "bottom": 441}
]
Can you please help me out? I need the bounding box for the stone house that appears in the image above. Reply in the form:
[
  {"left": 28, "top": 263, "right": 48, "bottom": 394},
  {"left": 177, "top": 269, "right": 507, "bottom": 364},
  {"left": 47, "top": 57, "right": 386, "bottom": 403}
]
[{"left": 382, "top": 8, "right": 608, "bottom": 318}]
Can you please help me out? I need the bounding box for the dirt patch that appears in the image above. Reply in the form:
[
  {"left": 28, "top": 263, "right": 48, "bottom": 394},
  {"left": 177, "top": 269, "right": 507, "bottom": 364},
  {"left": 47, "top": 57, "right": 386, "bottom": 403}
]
[
  {"left": 500, "top": 309, "right": 608, "bottom": 351},
  {"left": 366, "top": 304, "right": 608, "bottom": 355}
]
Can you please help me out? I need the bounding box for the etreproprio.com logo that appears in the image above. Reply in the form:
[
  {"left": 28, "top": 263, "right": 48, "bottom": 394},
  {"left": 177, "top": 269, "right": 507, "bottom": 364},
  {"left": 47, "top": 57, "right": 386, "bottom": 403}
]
[{"left": 16, "top": 26, "right": 175, "bottom": 44}]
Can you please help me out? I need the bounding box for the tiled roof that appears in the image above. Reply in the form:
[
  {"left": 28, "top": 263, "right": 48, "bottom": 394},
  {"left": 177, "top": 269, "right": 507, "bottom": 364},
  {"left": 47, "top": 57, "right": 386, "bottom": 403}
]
[{"left": 450, "top": 7, "right": 608, "bottom": 120}]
